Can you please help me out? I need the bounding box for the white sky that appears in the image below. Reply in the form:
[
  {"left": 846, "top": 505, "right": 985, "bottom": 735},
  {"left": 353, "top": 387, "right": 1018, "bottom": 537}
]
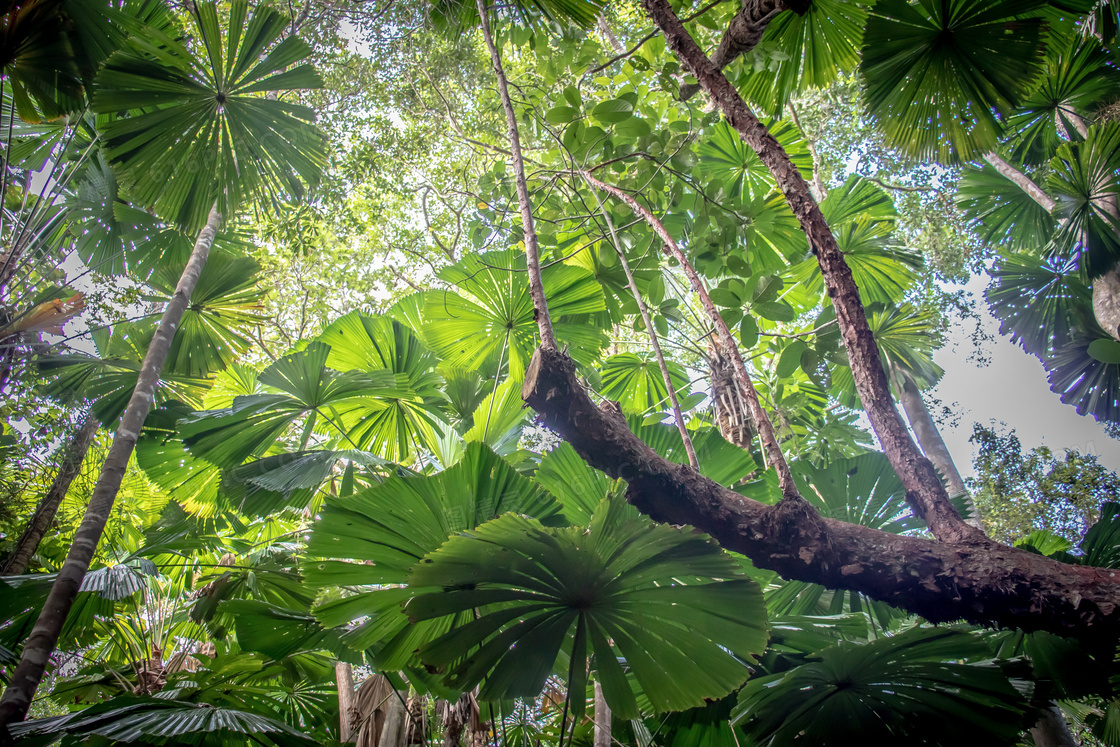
[{"left": 928, "top": 274, "right": 1120, "bottom": 477}]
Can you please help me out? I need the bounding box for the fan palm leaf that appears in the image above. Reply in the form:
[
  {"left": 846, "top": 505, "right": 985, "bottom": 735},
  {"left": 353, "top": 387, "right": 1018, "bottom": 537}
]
[
  {"left": 91, "top": 0, "right": 327, "bottom": 233},
  {"left": 861, "top": 0, "right": 1050, "bottom": 162},
  {"left": 732, "top": 627, "right": 1031, "bottom": 746},
  {"left": 304, "top": 442, "right": 565, "bottom": 667},
  {"left": 406, "top": 498, "right": 769, "bottom": 719},
  {"left": 422, "top": 249, "right": 607, "bottom": 379}
]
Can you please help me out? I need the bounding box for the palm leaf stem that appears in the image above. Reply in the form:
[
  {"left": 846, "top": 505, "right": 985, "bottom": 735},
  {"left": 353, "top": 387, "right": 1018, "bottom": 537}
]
[
  {"left": 0, "top": 82, "right": 14, "bottom": 242},
  {"left": 583, "top": 173, "right": 698, "bottom": 469},
  {"left": 983, "top": 152, "right": 1055, "bottom": 212},
  {"left": 475, "top": 0, "right": 557, "bottom": 350},
  {"left": 581, "top": 171, "right": 797, "bottom": 497},
  {"left": 0, "top": 204, "right": 222, "bottom": 728}
]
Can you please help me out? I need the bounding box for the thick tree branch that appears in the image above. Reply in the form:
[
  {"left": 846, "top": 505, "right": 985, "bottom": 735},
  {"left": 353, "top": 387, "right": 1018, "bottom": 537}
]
[
  {"left": 643, "top": 0, "right": 977, "bottom": 543},
  {"left": 522, "top": 346, "right": 1120, "bottom": 646},
  {"left": 678, "top": 0, "right": 801, "bottom": 101}
]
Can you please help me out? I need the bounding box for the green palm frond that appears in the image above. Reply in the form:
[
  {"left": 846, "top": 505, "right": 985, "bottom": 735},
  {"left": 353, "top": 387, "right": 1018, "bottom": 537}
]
[
  {"left": 534, "top": 441, "right": 623, "bottom": 526},
  {"left": 0, "top": 0, "right": 85, "bottom": 121},
  {"left": 312, "top": 311, "right": 449, "bottom": 460},
  {"left": 986, "top": 252, "right": 1091, "bottom": 357},
  {"left": 733, "top": 0, "right": 867, "bottom": 117},
  {"left": 861, "top": 0, "right": 1049, "bottom": 162},
  {"left": 732, "top": 627, "right": 1031, "bottom": 746},
  {"left": 697, "top": 119, "right": 813, "bottom": 202},
  {"left": 8, "top": 696, "right": 317, "bottom": 745},
  {"left": 1045, "top": 327, "right": 1120, "bottom": 423},
  {"left": 143, "top": 246, "right": 265, "bottom": 377},
  {"left": 956, "top": 163, "right": 1058, "bottom": 252},
  {"left": 597, "top": 352, "right": 689, "bottom": 415},
  {"left": 1005, "top": 37, "right": 1120, "bottom": 165},
  {"left": 406, "top": 498, "right": 769, "bottom": 719},
  {"left": 178, "top": 342, "right": 409, "bottom": 469},
  {"left": 304, "top": 442, "right": 564, "bottom": 667},
  {"left": 92, "top": 0, "right": 327, "bottom": 233},
  {"left": 38, "top": 323, "right": 209, "bottom": 424},
  {"left": 423, "top": 249, "right": 607, "bottom": 378},
  {"left": 1048, "top": 122, "right": 1120, "bottom": 278}
]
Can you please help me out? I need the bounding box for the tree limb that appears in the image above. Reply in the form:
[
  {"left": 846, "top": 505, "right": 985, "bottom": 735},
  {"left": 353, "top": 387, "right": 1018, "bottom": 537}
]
[{"left": 522, "top": 346, "right": 1120, "bottom": 647}]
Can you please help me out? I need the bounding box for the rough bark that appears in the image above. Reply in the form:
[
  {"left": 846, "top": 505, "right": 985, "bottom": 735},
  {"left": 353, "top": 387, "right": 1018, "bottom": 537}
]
[
  {"left": 1094, "top": 263, "right": 1120, "bottom": 340},
  {"left": 593, "top": 682, "right": 611, "bottom": 747},
  {"left": 0, "top": 206, "right": 222, "bottom": 731},
  {"left": 337, "top": 661, "right": 357, "bottom": 742},
  {"left": 476, "top": 0, "right": 557, "bottom": 350},
  {"left": 642, "top": 0, "right": 977, "bottom": 543},
  {"left": 584, "top": 176, "right": 698, "bottom": 468},
  {"left": 1029, "top": 704, "right": 1078, "bottom": 747},
  {"left": 522, "top": 346, "right": 1120, "bottom": 646},
  {"left": 582, "top": 171, "right": 799, "bottom": 500},
  {"left": 1, "top": 411, "right": 99, "bottom": 576},
  {"left": 678, "top": 0, "right": 790, "bottom": 101}
]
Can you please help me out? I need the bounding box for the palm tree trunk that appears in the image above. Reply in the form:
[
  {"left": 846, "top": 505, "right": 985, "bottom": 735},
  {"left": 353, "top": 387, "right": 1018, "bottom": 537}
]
[
  {"left": 593, "top": 681, "right": 611, "bottom": 747},
  {"left": 897, "top": 374, "right": 983, "bottom": 529},
  {"left": 640, "top": 0, "right": 977, "bottom": 543},
  {"left": 897, "top": 375, "right": 966, "bottom": 496},
  {"left": 475, "top": 0, "right": 557, "bottom": 350},
  {"left": 1, "top": 411, "right": 98, "bottom": 576},
  {"left": 1029, "top": 704, "right": 1078, "bottom": 747},
  {"left": 337, "top": 661, "right": 357, "bottom": 742},
  {"left": 0, "top": 205, "right": 222, "bottom": 729}
]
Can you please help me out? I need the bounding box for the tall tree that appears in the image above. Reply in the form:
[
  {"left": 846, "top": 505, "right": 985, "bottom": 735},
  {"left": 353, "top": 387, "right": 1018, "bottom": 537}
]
[{"left": 0, "top": 0, "right": 326, "bottom": 727}]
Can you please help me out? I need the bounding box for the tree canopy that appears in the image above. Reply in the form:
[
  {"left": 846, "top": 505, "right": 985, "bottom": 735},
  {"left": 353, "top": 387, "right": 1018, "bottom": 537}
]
[{"left": 1, "top": 0, "right": 1120, "bottom": 745}]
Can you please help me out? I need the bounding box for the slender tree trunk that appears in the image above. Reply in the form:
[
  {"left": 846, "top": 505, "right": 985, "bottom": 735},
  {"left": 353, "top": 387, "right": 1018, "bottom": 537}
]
[
  {"left": 337, "top": 661, "right": 357, "bottom": 742},
  {"left": 584, "top": 177, "right": 698, "bottom": 469},
  {"left": 1, "top": 411, "right": 98, "bottom": 576},
  {"left": 640, "top": 0, "right": 977, "bottom": 543},
  {"left": 593, "top": 681, "right": 611, "bottom": 747},
  {"left": 896, "top": 375, "right": 976, "bottom": 522},
  {"left": 475, "top": 0, "right": 556, "bottom": 350},
  {"left": 983, "top": 153, "right": 1056, "bottom": 212},
  {"left": 0, "top": 205, "right": 222, "bottom": 731},
  {"left": 582, "top": 172, "right": 800, "bottom": 501}
]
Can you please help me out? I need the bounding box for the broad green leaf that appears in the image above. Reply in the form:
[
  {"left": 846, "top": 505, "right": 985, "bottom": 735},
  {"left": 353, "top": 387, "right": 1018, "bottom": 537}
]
[
  {"left": 407, "top": 499, "right": 769, "bottom": 718},
  {"left": 92, "top": 0, "right": 327, "bottom": 232},
  {"left": 862, "top": 0, "right": 1049, "bottom": 162}
]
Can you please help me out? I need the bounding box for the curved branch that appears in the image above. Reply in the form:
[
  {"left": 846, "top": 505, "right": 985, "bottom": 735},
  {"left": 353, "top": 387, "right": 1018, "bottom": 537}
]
[{"left": 522, "top": 346, "right": 1120, "bottom": 648}]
